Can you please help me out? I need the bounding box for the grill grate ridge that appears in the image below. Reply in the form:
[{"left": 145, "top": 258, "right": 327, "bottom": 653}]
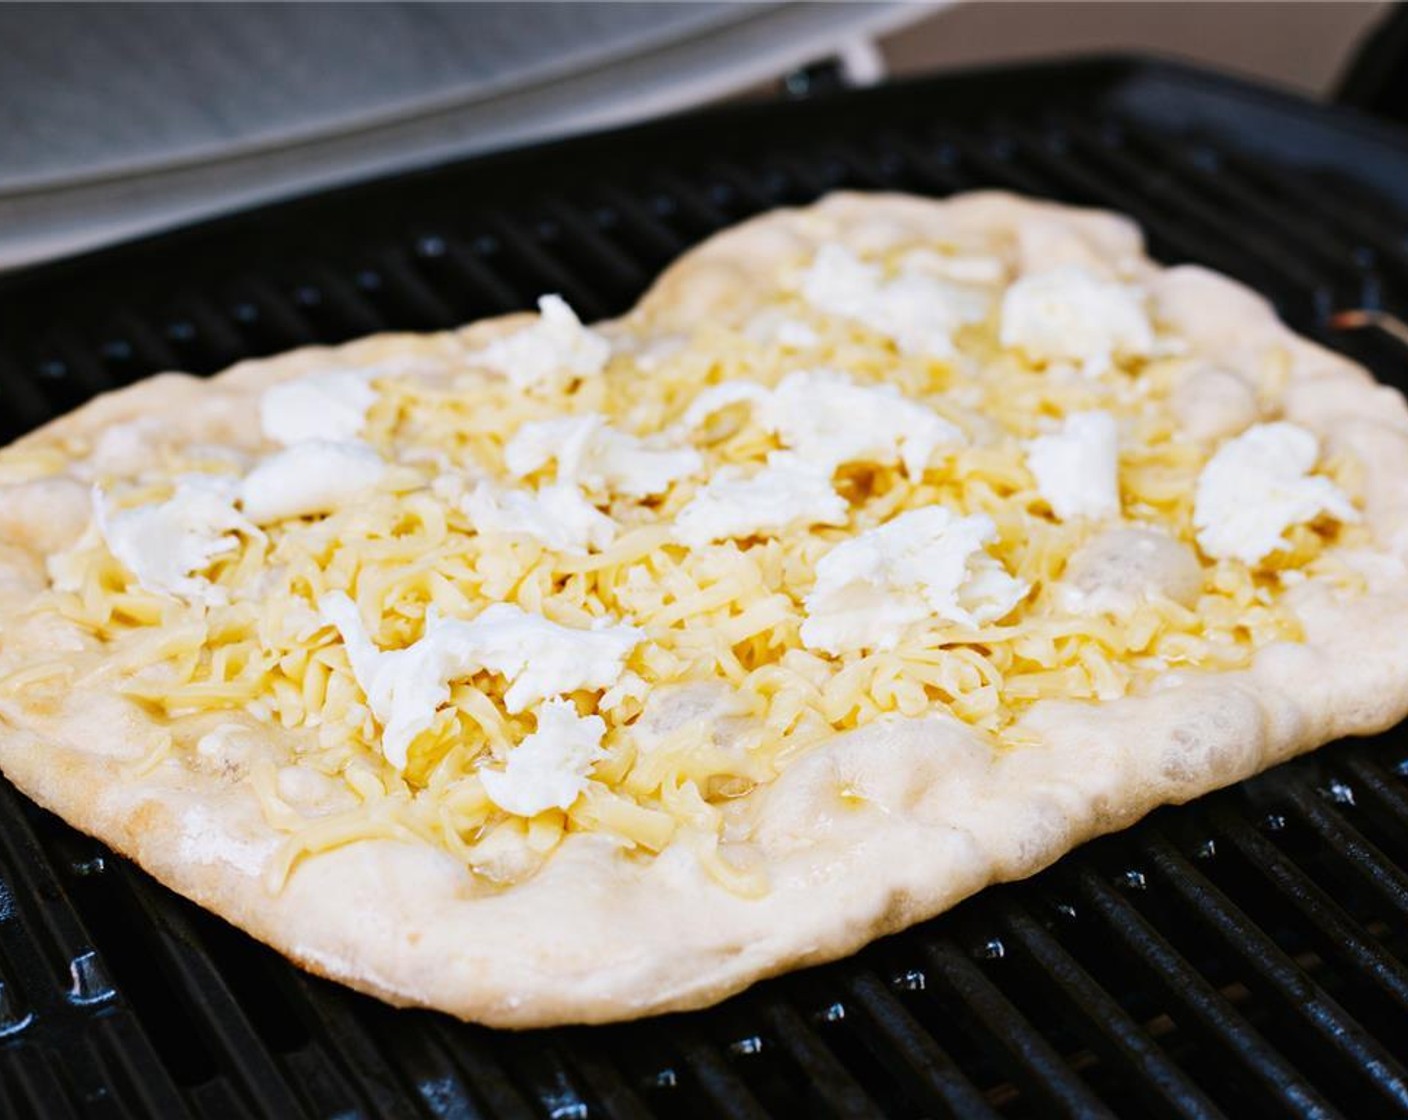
[{"left": 2, "top": 58, "right": 1408, "bottom": 1117}]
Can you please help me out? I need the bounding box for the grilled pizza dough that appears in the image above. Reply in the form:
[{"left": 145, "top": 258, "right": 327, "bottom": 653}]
[{"left": 3, "top": 192, "right": 1408, "bottom": 1027}]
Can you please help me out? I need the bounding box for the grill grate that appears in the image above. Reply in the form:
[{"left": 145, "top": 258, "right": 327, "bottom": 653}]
[{"left": 3, "top": 57, "right": 1408, "bottom": 1118}]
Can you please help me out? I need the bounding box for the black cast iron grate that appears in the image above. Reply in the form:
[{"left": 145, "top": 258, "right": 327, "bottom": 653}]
[{"left": 3, "top": 58, "right": 1408, "bottom": 1119}]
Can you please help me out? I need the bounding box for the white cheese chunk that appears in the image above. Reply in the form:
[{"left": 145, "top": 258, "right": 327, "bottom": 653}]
[
  {"left": 1193, "top": 422, "right": 1357, "bottom": 564},
  {"left": 769, "top": 370, "right": 962, "bottom": 478},
  {"left": 684, "top": 370, "right": 962, "bottom": 478},
  {"left": 479, "top": 698, "right": 606, "bottom": 817},
  {"left": 239, "top": 440, "right": 387, "bottom": 525},
  {"left": 260, "top": 370, "right": 378, "bottom": 446},
  {"left": 319, "top": 592, "right": 481, "bottom": 771},
  {"left": 673, "top": 453, "right": 848, "bottom": 547},
  {"left": 799, "top": 243, "right": 990, "bottom": 359},
  {"left": 1000, "top": 265, "right": 1153, "bottom": 375},
  {"left": 505, "top": 413, "right": 701, "bottom": 498},
  {"left": 96, "top": 476, "right": 259, "bottom": 604},
  {"left": 461, "top": 480, "right": 616, "bottom": 554},
  {"left": 1026, "top": 411, "right": 1121, "bottom": 522},
  {"left": 458, "top": 604, "right": 643, "bottom": 714},
  {"left": 801, "top": 506, "right": 1027, "bottom": 654},
  {"left": 470, "top": 294, "right": 610, "bottom": 392},
  {"left": 320, "top": 593, "right": 641, "bottom": 769}
]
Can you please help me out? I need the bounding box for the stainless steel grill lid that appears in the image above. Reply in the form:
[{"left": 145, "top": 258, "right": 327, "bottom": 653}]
[
  {"left": 0, "top": 1, "right": 923, "bottom": 271},
  {"left": 2, "top": 57, "right": 1408, "bottom": 1119}
]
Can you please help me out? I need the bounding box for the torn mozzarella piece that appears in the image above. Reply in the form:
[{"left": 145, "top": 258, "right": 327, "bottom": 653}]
[
  {"left": 1026, "top": 411, "right": 1120, "bottom": 522},
  {"left": 96, "top": 476, "right": 259, "bottom": 603},
  {"left": 470, "top": 294, "right": 610, "bottom": 392},
  {"left": 260, "top": 370, "right": 378, "bottom": 445},
  {"left": 479, "top": 698, "right": 606, "bottom": 817},
  {"left": 461, "top": 480, "right": 616, "bottom": 553},
  {"left": 239, "top": 441, "right": 387, "bottom": 524},
  {"left": 801, "top": 507, "right": 1027, "bottom": 654},
  {"left": 1000, "top": 265, "right": 1153, "bottom": 375},
  {"left": 319, "top": 593, "right": 641, "bottom": 769},
  {"left": 459, "top": 604, "right": 643, "bottom": 714},
  {"left": 799, "top": 243, "right": 990, "bottom": 358},
  {"left": 319, "top": 593, "right": 483, "bottom": 771},
  {"left": 683, "top": 370, "right": 962, "bottom": 478},
  {"left": 505, "top": 413, "right": 701, "bottom": 498},
  {"left": 1193, "top": 421, "right": 1357, "bottom": 565},
  {"left": 673, "top": 453, "right": 847, "bottom": 547},
  {"left": 1059, "top": 527, "right": 1203, "bottom": 616}
]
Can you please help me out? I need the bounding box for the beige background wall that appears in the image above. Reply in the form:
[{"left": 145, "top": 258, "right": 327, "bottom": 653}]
[{"left": 880, "top": 1, "right": 1391, "bottom": 99}]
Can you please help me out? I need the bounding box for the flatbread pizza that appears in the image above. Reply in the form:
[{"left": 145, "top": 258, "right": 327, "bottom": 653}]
[{"left": 2, "top": 191, "right": 1407, "bottom": 1027}]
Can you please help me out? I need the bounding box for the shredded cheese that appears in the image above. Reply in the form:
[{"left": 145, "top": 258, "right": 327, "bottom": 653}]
[{"left": 24, "top": 232, "right": 1367, "bottom": 896}]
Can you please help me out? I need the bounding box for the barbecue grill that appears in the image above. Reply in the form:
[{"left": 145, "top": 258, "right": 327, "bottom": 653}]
[{"left": 3, "top": 57, "right": 1408, "bottom": 1119}]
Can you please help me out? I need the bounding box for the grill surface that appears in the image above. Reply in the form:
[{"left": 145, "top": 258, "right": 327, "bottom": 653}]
[{"left": 2, "top": 57, "right": 1408, "bottom": 1119}]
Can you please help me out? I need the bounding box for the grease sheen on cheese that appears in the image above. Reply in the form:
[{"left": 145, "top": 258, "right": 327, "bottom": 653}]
[
  {"left": 673, "top": 452, "right": 848, "bottom": 547},
  {"left": 1193, "top": 421, "right": 1357, "bottom": 564},
  {"left": 470, "top": 294, "right": 610, "bottom": 392},
  {"left": 1025, "top": 411, "right": 1121, "bottom": 522},
  {"left": 479, "top": 698, "right": 606, "bottom": 817},
  {"left": 799, "top": 243, "right": 990, "bottom": 358},
  {"left": 239, "top": 441, "right": 387, "bottom": 525},
  {"left": 1000, "top": 265, "right": 1153, "bottom": 375},
  {"left": 801, "top": 506, "right": 1028, "bottom": 654},
  {"left": 97, "top": 475, "right": 259, "bottom": 603}
]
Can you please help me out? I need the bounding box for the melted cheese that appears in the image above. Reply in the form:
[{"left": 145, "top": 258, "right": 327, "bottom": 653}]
[{"left": 1193, "top": 422, "right": 1357, "bottom": 564}]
